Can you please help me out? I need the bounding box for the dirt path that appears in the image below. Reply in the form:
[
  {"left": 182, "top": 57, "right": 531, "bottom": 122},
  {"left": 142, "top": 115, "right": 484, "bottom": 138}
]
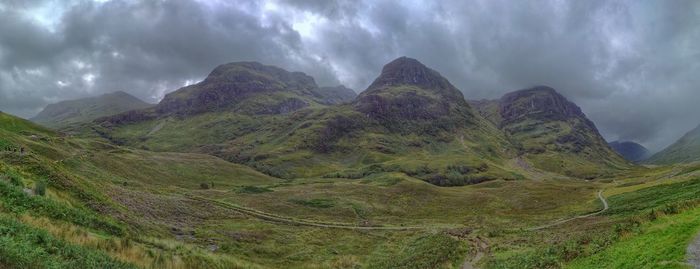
[
  {"left": 688, "top": 234, "right": 700, "bottom": 268},
  {"left": 528, "top": 190, "right": 608, "bottom": 231},
  {"left": 461, "top": 237, "right": 489, "bottom": 269},
  {"left": 187, "top": 194, "right": 439, "bottom": 230}
]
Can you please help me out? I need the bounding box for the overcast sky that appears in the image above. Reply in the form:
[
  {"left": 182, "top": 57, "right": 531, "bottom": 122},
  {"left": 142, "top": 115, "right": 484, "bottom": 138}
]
[{"left": 0, "top": 0, "right": 698, "bottom": 151}]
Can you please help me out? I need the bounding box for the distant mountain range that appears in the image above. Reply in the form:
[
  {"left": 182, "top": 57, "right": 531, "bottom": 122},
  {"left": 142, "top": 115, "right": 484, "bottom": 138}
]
[
  {"left": 647, "top": 124, "right": 700, "bottom": 164},
  {"left": 608, "top": 141, "right": 651, "bottom": 163},
  {"left": 75, "top": 57, "right": 630, "bottom": 184},
  {"left": 31, "top": 91, "right": 152, "bottom": 129}
]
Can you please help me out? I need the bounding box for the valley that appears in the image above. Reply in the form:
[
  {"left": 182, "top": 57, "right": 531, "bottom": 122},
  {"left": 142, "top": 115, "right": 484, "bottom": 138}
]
[{"left": 1, "top": 57, "right": 700, "bottom": 269}]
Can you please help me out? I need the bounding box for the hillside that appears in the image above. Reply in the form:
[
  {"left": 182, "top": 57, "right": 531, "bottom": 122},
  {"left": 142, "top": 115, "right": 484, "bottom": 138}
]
[
  {"left": 608, "top": 141, "right": 651, "bottom": 163},
  {"left": 94, "top": 57, "right": 520, "bottom": 185},
  {"left": 470, "top": 87, "right": 630, "bottom": 178},
  {"left": 31, "top": 91, "right": 151, "bottom": 129},
  {"left": 314, "top": 85, "right": 357, "bottom": 104},
  {"left": 647, "top": 124, "right": 700, "bottom": 164}
]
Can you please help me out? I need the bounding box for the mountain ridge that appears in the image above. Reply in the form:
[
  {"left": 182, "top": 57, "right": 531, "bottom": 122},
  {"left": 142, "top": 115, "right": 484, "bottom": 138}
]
[
  {"left": 609, "top": 141, "right": 651, "bottom": 163},
  {"left": 31, "top": 91, "right": 151, "bottom": 129},
  {"left": 647, "top": 124, "right": 700, "bottom": 164}
]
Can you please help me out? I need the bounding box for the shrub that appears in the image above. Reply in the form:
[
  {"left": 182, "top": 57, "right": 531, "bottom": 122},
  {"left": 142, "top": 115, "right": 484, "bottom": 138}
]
[
  {"left": 34, "top": 180, "right": 46, "bottom": 196},
  {"left": 237, "top": 185, "right": 273, "bottom": 194},
  {"left": 290, "top": 198, "right": 335, "bottom": 208}
]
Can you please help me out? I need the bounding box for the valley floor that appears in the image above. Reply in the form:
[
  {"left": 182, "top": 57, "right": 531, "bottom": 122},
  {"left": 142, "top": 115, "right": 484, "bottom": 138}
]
[{"left": 2, "top": 125, "right": 700, "bottom": 268}]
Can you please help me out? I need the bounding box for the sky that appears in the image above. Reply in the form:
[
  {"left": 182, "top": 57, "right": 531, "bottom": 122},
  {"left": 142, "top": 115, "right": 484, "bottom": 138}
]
[{"left": 0, "top": 0, "right": 698, "bottom": 151}]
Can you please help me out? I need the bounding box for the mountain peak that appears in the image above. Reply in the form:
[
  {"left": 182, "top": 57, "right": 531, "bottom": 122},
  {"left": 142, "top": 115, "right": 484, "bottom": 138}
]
[
  {"left": 499, "top": 86, "right": 588, "bottom": 126},
  {"left": 364, "top": 57, "right": 463, "bottom": 99},
  {"left": 156, "top": 61, "right": 321, "bottom": 116}
]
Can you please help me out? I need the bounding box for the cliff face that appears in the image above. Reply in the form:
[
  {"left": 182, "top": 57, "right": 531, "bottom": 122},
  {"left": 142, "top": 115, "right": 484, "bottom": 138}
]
[
  {"left": 471, "top": 86, "right": 629, "bottom": 178},
  {"left": 353, "top": 57, "right": 477, "bottom": 131},
  {"left": 499, "top": 86, "right": 593, "bottom": 129}
]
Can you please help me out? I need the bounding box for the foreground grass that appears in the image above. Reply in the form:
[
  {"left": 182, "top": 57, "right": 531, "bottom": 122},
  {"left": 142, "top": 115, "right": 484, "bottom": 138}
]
[
  {"left": 0, "top": 213, "right": 135, "bottom": 269},
  {"left": 566, "top": 206, "right": 700, "bottom": 269}
]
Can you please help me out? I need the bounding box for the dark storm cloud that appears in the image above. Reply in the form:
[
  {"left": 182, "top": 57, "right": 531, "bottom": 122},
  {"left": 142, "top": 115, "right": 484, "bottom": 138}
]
[{"left": 0, "top": 0, "right": 698, "bottom": 151}]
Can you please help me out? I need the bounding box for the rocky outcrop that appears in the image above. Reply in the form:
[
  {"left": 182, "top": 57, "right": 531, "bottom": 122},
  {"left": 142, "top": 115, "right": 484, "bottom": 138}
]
[
  {"left": 156, "top": 62, "right": 319, "bottom": 116},
  {"left": 353, "top": 57, "right": 475, "bottom": 132},
  {"left": 499, "top": 86, "right": 595, "bottom": 130}
]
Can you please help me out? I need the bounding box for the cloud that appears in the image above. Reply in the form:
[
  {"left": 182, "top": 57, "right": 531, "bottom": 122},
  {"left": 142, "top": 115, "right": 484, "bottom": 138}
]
[{"left": 0, "top": 0, "right": 698, "bottom": 151}]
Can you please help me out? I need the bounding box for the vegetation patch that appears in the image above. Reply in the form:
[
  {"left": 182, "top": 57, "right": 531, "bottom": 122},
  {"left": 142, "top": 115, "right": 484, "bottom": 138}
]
[
  {"left": 236, "top": 185, "right": 273, "bottom": 194},
  {"left": 606, "top": 177, "right": 700, "bottom": 216},
  {"left": 0, "top": 178, "right": 124, "bottom": 236},
  {"left": 0, "top": 215, "right": 135, "bottom": 269},
  {"left": 290, "top": 198, "right": 336, "bottom": 208},
  {"left": 366, "top": 233, "right": 468, "bottom": 269}
]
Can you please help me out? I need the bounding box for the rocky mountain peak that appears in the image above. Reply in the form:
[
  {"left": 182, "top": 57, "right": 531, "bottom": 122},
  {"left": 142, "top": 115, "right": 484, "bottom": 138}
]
[
  {"left": 363, "top": 57, "right": 464, "bottom": 100},
  {"left": 499, "top": 86, "right": 589, "bottom": 127},
  {"left": 156, "top": 61, "right": 320, "bottom": 116}
]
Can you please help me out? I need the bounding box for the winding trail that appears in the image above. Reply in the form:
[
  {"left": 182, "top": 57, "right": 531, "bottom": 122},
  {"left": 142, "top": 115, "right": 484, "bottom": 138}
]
[
  {"left": 186, "top": 194, "right": 437, "bottom": 230},
  {"left": 188, "top": 190, "right": 607, "bottom": 269},
  {"left": 461, "top": 237, "right": 488, "bottom": 269},
  {"left": 527, "top": 190, "right": 608, "bottom": 231}
]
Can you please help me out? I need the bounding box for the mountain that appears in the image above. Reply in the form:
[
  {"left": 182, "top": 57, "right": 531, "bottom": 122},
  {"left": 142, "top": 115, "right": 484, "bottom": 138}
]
[
  {"left": 608, "top": 141, "right": 650, "bottom": 162},
  {"left": 31, "top": 91, "right": 151, "bottom": 129},
  {"left": 647, "top": 124, "right": 700, "bottom": 164},
  {"left": 94, "top": 57, "right": 518, "bottom": 185},
  {"left": 314, "top": 85, "right": 357, "bottom": 104},
  {"left": 353, "top": 57, "right": 477, "bottom": 131},
  {"left": 470, "top": 86, "right": 629, "bottom": 178}
]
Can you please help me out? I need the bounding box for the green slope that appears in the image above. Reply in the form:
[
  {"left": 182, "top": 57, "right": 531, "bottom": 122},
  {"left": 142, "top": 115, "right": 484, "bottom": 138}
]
[
  {"left": 93, "top": 57, "right": 522, "bottom": 185},
  {"left": 647, "top": 124, "right": 700, "bottom": 165},
  {"left": 470, "top": 86, "right": 630, "bottom": 178},
  {"left": 31, "top": 91, "right": 152, "bottom": 129}
]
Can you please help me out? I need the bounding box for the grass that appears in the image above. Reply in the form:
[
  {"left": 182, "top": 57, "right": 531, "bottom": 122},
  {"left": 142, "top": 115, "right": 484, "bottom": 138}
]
[
  {"left": 4, "top": 110, "right": 700, "bottom": 269},
  {"left": 0, "top": 178, "right": 124, "bottom": 235},
  {"left": 567, "top": 206, "right": 700, "bottom": 268},
  {"left": 366, "top": 233, "right": 469, "bottom": 269},
  {"left": 605, "top": 177, "right": 700, "bottom": 216},
  {"left": 0, "top": 214, "right": 135, "bottom": 269}
]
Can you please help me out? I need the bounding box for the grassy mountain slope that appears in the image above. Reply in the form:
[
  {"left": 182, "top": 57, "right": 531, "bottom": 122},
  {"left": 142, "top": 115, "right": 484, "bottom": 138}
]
[
  {"left": 93, "top": 57, "right": 521, "bottom": 185},
  {"left": 94, "top": 58, "right": 521, "bottom": 185},
  {"left": 1, "top": 110, "right": 621, "bottom": 269},
  {"left": 609, "top": 141, "right": 651, "bottom": 163},
  {"left": 5, "top": 102, "right": 700, "bottom": 269},
  {"left": 31, "top": 91, "right": 151, "bottom": 129},
  {"left": 647, "top": 124, "right": 700, "bottom": 164},
  {"left": 470, "top": 87, "right": 630, "bottom": 178},
  {"left": 314, "top": 85, "right": 357, "bottom": 104}
]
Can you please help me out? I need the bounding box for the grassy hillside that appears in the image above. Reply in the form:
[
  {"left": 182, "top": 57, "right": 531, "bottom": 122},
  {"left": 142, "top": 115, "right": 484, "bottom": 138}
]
[
  {"left": 470, "top": 87, "right": 630, "bottom": 178},
  {"left": 90, "top": 58, "right": 526, "bottom": 186},
  {"left": 647, "top": 124, "right": 700, "bottom": 165},
  {"left": 5, "top": 106, "right": 700, "bottom": 269},
  {"left": 31, "top": 91, "right": 152, "bottom": 129}
]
